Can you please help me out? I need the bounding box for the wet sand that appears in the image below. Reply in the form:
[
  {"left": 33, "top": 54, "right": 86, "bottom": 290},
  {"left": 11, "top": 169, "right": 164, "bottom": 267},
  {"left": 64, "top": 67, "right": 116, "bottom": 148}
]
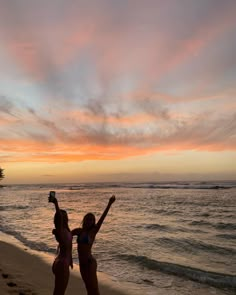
[{"left": 0, "top": 238, "right": 127, "bottom": 295}]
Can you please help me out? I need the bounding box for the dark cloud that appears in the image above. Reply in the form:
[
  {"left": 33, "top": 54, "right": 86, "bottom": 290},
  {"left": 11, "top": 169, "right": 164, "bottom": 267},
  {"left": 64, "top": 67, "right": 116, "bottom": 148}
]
[
  {"left": 160, "top": 112, "right": 236, "bottom": 150},
  {"left": 135, "top": 97, "right": 170, "bottom": 119},
  {"left": 0, "top": 96, "right": 16, "bottom": 116}
]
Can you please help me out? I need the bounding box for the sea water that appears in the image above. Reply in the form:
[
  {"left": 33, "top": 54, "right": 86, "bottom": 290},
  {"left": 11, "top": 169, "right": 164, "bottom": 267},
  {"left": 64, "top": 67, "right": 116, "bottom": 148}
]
[{"left": 0, "top": 181, "right": 236, "bottom": 294}]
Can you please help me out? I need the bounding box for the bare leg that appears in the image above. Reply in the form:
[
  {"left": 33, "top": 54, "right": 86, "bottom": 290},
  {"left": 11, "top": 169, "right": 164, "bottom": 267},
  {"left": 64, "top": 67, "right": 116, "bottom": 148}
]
[
  {"left": 80, "top": 258, "right": 99, "bottom": 295},
  {"left": 53, "top": 260, "right": 70, "bottom": 295},
  {"left": 87, "top": 258, "right": 100, "bottom": 295},
  {"left": 80, "top": 264, "right": 90, "bottom": 294}
]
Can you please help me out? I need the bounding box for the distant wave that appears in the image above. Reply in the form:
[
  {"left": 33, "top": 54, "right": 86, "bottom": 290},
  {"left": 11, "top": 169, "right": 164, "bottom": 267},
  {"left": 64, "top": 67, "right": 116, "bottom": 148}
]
[
  {"left": 150, "top": 208, "right": 184, "bottom": 216},
  {"left": 142, "top": 223, "right": 172, "bottom": 231},
  {"left": 196, "top": 212, "right": 210, "bottom": 217},
  {"left": 137, "top": 223, "right": 206, "bottom": 234},
  {"left": 189, "top": 220, "right": 212, "bottom": 227},
  {"left": 125, "top": 184, "right": 233, "bottom": 190},
  {"left": 164, "top": 210, "right": 182, "bottom": 215},
  {"left": 145, "top": 224, "right": 169, "bottom": 230},
  {"left": 157, "top": 237, "right": 236, "bottom": 256},
  {"left": 150, "top": 209, "right": 167, "bottom": 214},
  {"left": 0, "top": 205, "right": 29, "bottom": 211},
  {"left": 117, "top": 254, "right": 236, "bottom": 289},
  {"left": 189, "top": 220, "right": 236, "bottom": 231},
  {"left": 216, "top": 233, "right": 236, "bottom": 240},
  {"left": 3, "top": 181, "right": 236, "bottom": 192},
  {"left": 214, "top": 222, "right": 236, "bottom": 230}
]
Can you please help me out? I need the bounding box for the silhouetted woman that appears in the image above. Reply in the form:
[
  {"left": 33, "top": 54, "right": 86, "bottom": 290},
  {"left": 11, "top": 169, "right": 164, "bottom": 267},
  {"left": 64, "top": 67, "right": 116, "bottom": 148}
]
[
  {"left": 49, "top": 191, "right": 73, "bottom": 295},
  {"left": 72, "top": 195, "right": 116, "bottom": 295}
]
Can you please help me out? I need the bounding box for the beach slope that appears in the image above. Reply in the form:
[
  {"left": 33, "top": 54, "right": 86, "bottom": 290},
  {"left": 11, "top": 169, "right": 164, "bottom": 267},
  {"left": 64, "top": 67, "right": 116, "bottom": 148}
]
[{"left": 0, "top": 239, "right": 126, "bottom": 295}]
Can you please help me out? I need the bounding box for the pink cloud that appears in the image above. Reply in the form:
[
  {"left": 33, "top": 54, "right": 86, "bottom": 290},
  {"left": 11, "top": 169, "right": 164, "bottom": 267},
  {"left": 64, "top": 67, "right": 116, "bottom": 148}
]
[
  {"left": 0, "top": 0, "right": 234, "bottom": 97},
  {"left": 0, "top": 1, "right": 236, "bottom": 165}
]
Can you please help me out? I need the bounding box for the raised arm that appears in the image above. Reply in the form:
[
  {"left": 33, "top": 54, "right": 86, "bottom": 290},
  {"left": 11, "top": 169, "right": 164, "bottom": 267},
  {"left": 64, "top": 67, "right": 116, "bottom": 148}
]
[
  {"left": 48, "top": 191, "right": 63, "bottom": 230},
  {"left": 95, "top": 195, "right": 116, "bottom": 234}
]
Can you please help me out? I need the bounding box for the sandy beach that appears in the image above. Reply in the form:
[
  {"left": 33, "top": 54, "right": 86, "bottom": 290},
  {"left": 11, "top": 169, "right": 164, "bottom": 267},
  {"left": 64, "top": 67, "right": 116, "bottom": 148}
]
[
  {"left": 0, "top": 235, "right": 127, "bottom": 295},
  {"left": 1, "top": 231, "right": 235, "bottom": 295}
]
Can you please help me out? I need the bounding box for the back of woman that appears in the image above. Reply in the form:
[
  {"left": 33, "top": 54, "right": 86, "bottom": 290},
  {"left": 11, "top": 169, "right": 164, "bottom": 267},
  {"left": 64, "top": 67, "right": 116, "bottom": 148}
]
[{"left": 49, "top": 192, "right": 73, "bottom": 295}]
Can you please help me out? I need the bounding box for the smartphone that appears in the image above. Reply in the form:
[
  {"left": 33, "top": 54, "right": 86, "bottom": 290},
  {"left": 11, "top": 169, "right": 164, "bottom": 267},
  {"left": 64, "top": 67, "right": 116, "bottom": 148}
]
[{"left": 49, "top": 191, "right": 56, "bottom": 199}]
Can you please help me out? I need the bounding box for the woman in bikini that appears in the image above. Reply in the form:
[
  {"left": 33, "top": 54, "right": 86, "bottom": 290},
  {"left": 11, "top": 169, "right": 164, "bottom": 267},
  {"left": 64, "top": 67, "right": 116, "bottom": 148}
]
[
  {"left": 72, "top": 195, "right": 116, "bottom": 295},
  {"left": 49, "top": 191, "right": 73, "bottom": 295}
]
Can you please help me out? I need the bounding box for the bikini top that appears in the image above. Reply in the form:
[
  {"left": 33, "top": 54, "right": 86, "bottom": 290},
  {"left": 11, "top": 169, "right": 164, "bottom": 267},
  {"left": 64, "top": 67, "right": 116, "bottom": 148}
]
[
  {"left": 53, "top": 228, "right": 72, "bottom": 245},
  {"left": 77, "top": 231, "right": 92, "bottom": 245}
]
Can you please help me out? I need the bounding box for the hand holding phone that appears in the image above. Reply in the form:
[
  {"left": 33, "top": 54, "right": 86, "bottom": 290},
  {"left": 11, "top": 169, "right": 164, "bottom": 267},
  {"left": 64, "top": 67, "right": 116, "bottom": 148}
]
[
  {"left": 48, "top": 191, "right": 56, "bottom": 203},
  {"left": 109, "top": 195, "right": 116, "bottom": 205}
]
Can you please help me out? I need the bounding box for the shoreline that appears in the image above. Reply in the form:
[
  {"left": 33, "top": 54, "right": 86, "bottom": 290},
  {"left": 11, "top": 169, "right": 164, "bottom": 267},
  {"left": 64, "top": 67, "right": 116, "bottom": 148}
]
[
  {"left": 1, "top": 232, "right": 235, "bottom": 295},
  {"left": 0, "top": 232, "right": 132, "bottom": 295}
]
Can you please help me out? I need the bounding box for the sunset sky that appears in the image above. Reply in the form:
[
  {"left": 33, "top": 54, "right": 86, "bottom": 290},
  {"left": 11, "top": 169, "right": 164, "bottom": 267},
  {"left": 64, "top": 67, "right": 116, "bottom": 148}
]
[{"left": 0, "top": 0, "right": 236, "bottom": 184}]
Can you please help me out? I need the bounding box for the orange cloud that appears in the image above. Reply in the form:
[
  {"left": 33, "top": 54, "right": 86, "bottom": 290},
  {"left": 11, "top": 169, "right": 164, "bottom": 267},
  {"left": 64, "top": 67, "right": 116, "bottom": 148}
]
[
  {"left": 1, "top": 126, "right": 236, "bottom": 165},
  {"left": 68, "top": 109, "right": 159, "bottom": 126}
]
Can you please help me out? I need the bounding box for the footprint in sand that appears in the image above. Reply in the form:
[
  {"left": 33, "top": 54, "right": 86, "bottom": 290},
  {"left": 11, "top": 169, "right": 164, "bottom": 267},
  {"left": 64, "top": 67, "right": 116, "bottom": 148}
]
[
  {"left": 2, "top": 273, "right": 18, "bottom": 288},
  {"left": 7, "top": 281, "right": 17, "bottom": 287},
  {"left": 1, "top": 270, "right": 36, "bottom": 294}
]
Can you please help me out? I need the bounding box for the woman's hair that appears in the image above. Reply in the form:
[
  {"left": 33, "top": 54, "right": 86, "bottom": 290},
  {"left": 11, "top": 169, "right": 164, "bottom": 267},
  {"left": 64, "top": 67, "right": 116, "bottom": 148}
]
[
  {"left": 54, "top": 209, "right": 69, "bottom": 228},
  {"left": 82, "top": 212, "right": 96, "bottom": 229},
  {"left": 53, "top": 209, "right": 70, "bottom": 241}
]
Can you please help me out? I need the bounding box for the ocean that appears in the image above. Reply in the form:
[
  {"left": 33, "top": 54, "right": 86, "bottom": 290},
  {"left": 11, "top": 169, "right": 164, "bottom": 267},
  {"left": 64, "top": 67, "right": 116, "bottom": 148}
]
[{"left": 0, "top": 181, "right": 236, "bottom": 295}]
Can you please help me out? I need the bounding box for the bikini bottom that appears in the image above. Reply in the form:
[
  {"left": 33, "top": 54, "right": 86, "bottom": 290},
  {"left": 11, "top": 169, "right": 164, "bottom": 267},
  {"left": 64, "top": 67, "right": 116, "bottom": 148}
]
[{"left": 52, "top": 256, "right": 70, "bottom": 274}]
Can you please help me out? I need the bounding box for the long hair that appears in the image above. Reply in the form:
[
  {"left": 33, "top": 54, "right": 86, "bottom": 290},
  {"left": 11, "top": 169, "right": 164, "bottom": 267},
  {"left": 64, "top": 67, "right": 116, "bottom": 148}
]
[
  {"left": 82, "top": 212, "right": 96, "bottom": 230},
  {"left": 53, "top": 209, "right": 70, "bottom": 243}
]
